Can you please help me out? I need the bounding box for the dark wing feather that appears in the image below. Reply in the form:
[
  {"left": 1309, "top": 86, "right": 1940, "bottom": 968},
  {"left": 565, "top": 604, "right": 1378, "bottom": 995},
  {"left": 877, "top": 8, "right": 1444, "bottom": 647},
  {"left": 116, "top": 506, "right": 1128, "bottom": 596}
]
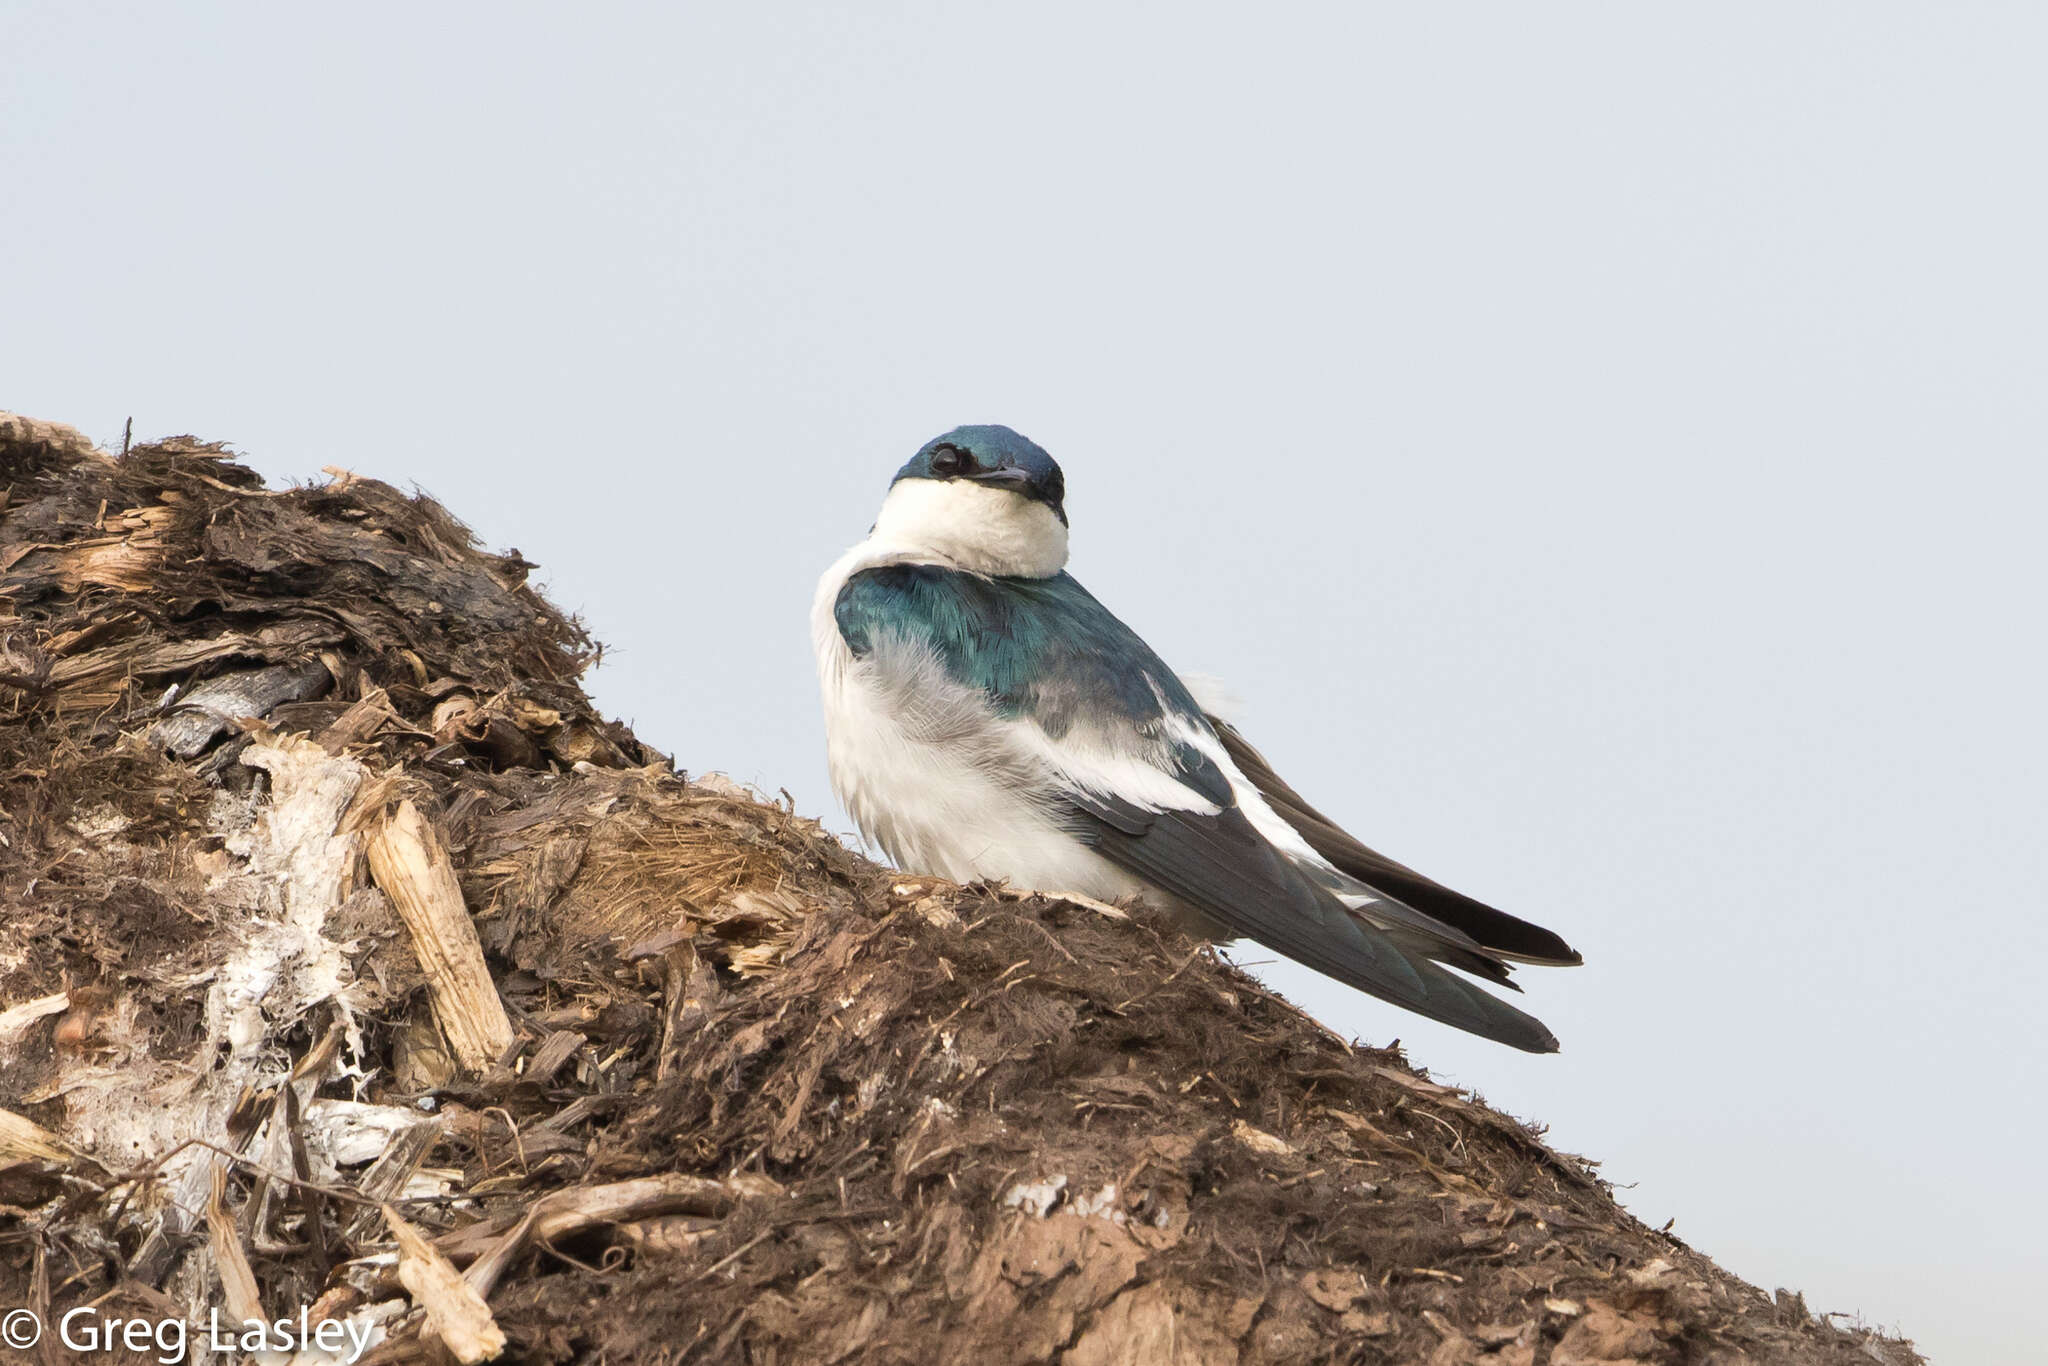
[
  {"left": 1065, "top": 771, "right": 1561, "bottom": 1054},
  {"left": 1208, "top": 717, "right": 1583, "bottom": 967}
]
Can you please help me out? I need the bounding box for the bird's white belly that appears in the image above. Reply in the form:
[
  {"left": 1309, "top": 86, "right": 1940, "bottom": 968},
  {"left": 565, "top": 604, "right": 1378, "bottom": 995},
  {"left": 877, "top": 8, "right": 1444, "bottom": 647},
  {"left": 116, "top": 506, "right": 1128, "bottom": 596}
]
[{"left": 821, "top": 657, "right": 1149, "bottom": 902}]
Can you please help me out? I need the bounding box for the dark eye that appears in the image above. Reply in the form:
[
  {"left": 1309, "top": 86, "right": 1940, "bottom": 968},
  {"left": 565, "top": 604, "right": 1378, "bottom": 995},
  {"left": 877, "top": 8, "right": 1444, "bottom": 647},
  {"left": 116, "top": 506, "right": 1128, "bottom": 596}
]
[{"left": 928, "top": 443, "right": 969, "bottom": 477}]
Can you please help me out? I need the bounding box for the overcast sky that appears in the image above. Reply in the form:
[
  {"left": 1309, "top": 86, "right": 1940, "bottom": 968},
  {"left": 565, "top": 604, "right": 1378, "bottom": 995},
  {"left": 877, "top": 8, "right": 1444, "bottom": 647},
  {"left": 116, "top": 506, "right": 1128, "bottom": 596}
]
[{"left": 7, "top": 5, "right": 2043, "bottom": 1360}]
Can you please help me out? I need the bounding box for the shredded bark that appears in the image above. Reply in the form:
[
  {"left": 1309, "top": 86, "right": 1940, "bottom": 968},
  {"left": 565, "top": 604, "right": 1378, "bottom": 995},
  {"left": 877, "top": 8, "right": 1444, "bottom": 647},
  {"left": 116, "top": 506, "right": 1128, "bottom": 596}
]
[{"left": 0, "top": 412, "right": 1918, "bottom": 1364}]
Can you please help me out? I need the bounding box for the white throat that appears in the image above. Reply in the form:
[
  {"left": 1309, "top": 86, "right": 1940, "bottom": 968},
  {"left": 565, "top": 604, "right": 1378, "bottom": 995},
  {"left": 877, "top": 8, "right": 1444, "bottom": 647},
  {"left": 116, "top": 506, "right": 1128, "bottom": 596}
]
[{"left": 867, "top": 478, "right": 1069, "bottom": 578}]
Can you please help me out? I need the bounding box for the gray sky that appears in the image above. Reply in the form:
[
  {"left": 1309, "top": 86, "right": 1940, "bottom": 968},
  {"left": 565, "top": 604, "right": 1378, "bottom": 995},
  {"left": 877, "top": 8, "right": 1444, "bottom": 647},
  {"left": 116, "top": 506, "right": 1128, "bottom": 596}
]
[{"left": 7, "top": 5, "right": 2043, "bottom": 1359}]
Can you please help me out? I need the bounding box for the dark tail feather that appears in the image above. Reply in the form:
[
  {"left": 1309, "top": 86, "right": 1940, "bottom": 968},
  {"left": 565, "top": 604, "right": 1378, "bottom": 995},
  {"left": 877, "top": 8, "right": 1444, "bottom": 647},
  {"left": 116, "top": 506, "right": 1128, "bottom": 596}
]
[{"left": 1211, "top": 717, "right": 1583, "bottom": 966}]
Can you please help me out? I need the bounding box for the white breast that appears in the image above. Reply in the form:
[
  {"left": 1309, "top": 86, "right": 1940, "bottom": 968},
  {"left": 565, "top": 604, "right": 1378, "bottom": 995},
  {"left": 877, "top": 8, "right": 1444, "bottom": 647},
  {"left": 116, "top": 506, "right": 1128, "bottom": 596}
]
[{"left": 810, "top": 541, "right": 1148, "bottom": 901}]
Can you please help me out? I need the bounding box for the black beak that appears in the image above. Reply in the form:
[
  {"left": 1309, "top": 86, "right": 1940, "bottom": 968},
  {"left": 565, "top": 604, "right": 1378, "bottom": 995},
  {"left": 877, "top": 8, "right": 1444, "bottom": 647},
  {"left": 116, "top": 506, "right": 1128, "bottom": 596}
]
[{"left": 965, "top": 464, "right": 1065, "bottom": 525}]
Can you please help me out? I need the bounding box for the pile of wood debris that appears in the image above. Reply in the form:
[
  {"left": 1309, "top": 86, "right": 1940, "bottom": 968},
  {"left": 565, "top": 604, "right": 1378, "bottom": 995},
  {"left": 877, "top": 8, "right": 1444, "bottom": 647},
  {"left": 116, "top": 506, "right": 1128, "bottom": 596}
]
[{"left": 0, "top": 412, "right": 1916, "bottom": 1364}]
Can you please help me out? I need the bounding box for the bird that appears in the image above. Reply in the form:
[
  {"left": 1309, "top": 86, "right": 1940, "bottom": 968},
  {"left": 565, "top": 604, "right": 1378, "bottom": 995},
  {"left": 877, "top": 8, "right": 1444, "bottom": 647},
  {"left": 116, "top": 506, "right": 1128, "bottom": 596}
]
[{"left": 812, "top": 424, "right": 1581, "bottom": 1052}]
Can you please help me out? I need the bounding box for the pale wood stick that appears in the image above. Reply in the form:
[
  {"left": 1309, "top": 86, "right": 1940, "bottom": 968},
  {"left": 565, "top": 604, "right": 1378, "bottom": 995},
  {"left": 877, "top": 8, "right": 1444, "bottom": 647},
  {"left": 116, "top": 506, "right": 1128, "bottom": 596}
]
[{"left": 367, "top": 800, "right": 515, "bottom": 1074}]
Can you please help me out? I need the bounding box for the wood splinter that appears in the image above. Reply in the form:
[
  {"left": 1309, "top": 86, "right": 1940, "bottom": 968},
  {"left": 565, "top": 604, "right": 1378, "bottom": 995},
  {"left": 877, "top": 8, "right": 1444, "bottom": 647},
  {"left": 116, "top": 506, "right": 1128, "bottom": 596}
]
[{"left": 367, "top": 799, "right": 516, "bottom": 1075}]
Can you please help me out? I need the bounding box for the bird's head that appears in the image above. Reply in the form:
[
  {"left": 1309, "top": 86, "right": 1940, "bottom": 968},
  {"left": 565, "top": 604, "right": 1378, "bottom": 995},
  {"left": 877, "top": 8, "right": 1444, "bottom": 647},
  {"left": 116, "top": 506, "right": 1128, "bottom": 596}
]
[{"left": 871, "top": 424, "right": 1069, "bottom": 578}]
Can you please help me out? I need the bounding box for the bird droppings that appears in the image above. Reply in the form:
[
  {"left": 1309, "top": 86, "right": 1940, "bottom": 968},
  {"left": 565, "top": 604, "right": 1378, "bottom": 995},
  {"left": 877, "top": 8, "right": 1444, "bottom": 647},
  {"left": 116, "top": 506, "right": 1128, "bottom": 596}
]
[
  {"left": 1003, "top": 1176, "right": 1071, "bottom": 1219},
  {"left": 0, "top": 413, "right": 1920, "bottom": 1364},
  {"left": 1067, "top": 1184, "right": 1125, "bottom": 1224}
]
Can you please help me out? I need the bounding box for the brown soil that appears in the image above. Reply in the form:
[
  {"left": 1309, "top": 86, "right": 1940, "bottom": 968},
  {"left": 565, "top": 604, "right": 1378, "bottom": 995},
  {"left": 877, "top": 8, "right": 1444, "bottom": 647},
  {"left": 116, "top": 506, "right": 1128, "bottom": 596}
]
[{"left": 0, "top": 412, "right": 1918, "bottom": 1365}]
